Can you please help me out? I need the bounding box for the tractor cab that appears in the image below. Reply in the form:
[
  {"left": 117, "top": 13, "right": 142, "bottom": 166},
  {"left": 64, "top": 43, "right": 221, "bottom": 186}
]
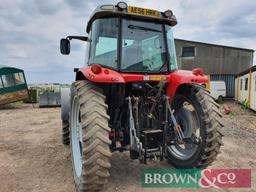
[{"left": 61, "top": 2, "right": 178, "bottom": 74}]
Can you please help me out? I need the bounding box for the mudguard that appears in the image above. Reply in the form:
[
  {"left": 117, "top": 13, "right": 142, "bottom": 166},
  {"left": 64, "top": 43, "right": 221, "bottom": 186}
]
[
  {"left": 167, "top": 70, "right": 208, "bottom": 100},
  {"left": 61, "top": 87, "right": 71, "bottom": 121},
  {"left": 77, "top": 66, "right": 208, "bottom": 101}
]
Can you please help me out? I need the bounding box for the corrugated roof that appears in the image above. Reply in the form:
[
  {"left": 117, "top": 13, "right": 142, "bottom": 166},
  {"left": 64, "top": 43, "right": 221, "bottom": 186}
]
[{"left": 175, "top": 38, "right": 255, "bottom": 52}]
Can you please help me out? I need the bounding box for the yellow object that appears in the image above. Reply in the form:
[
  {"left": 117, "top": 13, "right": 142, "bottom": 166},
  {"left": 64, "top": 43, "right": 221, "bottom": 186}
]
[
  {"left": 144, "top": 76, "right": 166, "bottom": 81},
  {"left": 149, "top": 76, "right": 166, "bottom": 81},
  {"left": 128, "top": 6, "right": 160, "bottom": 17},
  {"left": 205, "top": 75, "right": 211, "bottom": 91}
]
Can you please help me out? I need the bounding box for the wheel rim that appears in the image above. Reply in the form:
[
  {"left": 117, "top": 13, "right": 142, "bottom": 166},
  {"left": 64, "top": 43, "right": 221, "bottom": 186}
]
[
  {"left": 71, "top": 96, "right": 83, "bottom": 178},
  {"left": 167, "top": 100, "right": 200, "bottom": 160}
]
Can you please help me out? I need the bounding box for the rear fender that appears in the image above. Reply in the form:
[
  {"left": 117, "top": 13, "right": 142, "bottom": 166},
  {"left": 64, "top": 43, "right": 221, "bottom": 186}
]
[
  {"left": 167, "top": 70, "right": 208, "bottom": 101},
  {"left": 78, "top": 66, "right": 125, "bottom": 83}
]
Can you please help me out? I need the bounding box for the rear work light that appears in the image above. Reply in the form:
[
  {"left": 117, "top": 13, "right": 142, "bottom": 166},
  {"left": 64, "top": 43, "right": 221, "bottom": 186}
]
[
  {"left": 164, "top": 10, "right": 173, "bottom": 18},
  {"left": 117, "top": 1, "right": 128, "bottom": 10},
  {"left": 91, "top": 64, "right": 102, "bottom": 74}
]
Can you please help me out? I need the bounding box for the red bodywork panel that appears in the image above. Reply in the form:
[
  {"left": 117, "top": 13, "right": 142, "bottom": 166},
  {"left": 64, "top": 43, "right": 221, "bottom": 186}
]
[{"left": 79, "top": 65, "right": 208, "bottom": 100}]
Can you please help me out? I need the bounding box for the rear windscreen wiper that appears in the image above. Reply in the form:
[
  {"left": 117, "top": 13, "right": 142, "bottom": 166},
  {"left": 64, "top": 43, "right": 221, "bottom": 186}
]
[{"left": 128, "top": 25, "right": 161, "bottom": 32}]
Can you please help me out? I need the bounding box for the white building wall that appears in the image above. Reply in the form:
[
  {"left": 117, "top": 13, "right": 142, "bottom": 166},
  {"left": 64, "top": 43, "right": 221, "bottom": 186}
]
[
  {"left": 235, "top": 68, "right": 256, "bottom": 111},
  {"left": 238, "top": 74, "right": 249, "bottom": 103},
  {"left": 244, "top": 74, "right": 250, "bottom": 102},
  {"left": 250, "top": 71, "right": 256, "bottom": 111}
]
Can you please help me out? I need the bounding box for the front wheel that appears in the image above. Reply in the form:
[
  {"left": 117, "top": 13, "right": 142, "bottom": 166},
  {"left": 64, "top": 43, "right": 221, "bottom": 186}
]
[
  {"left": 70, "top": 81, "right": 111, "bottom": 191},
  {"left": 166, "top": 84, "right": 224, "bottom": 168}
]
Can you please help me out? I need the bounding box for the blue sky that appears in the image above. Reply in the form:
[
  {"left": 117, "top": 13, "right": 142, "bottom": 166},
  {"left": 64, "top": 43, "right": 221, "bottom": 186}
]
[{"left": 1, "top": 0, "right": 255, "bottom": 83}]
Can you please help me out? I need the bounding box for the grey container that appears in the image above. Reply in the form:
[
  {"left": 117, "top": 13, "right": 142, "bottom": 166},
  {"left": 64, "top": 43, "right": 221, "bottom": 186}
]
[{"left": 39, "top": 92, "right": 61, "bottom": 107}]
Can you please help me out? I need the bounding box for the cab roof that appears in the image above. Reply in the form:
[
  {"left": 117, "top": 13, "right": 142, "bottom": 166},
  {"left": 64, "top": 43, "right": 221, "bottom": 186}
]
[
  {"left": 0, "top": 65, "right": 23, "bottom": 75},
  {"left": 86, "top": 3, "right": 177, "bottom": 33}
]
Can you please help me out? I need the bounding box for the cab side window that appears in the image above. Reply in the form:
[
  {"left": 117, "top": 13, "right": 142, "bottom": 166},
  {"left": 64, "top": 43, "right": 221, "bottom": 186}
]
[
  {"left": 14, "top": 72, "right": 25, "bottom": 85},
  {"left": 0, "top": 76, "right": 3, "bottom": 88},
  {"left": 2, "top": 74, "right": 15, "bottom": 87}
]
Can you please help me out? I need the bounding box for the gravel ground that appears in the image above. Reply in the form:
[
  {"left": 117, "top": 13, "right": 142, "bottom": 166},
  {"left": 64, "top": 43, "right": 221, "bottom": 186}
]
[{"left": 0, "top": 101, "right": 255, "bottom": 192}]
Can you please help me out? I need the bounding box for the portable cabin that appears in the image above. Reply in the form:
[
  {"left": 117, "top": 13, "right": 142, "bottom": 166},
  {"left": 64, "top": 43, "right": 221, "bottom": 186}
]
[
  {"left": 235, "top": 65, "right": 256, "bottom": 111},
  {"left": 0, "top": 65, "right": 29, "bottom": 105}
]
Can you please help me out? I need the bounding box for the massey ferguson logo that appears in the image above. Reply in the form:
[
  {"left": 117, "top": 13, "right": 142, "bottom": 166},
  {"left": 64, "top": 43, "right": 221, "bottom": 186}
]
[{"left": 141, "top": 169, "right": 251, "bottom": 188}]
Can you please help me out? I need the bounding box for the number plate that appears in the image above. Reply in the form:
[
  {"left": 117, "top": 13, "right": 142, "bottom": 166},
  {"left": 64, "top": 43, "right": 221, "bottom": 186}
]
[
  {"left": 128, "top": 6, "right": 160, "bottom": 17},
  {"left": 144, "top": 76, "right": 166, "bottom": 81}
]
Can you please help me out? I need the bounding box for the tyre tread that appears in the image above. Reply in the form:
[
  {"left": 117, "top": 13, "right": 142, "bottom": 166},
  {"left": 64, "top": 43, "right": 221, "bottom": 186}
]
[{"left": 71, "top": 80, "right": 111, "bottom": 192}]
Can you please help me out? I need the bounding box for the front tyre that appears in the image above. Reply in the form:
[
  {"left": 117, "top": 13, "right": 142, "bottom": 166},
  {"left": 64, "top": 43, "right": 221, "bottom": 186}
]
[
  {"left": 166, "top": 84, "right": 224, "bottom": 168},
  {"left": 70, "top": 81, "right": 111, "bottom": 191}
]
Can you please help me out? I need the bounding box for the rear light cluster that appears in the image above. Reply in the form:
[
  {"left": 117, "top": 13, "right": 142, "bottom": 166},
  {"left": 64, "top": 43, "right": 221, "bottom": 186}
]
[{"left": 91, "top": 64, "right": 102, "bottom": 74}]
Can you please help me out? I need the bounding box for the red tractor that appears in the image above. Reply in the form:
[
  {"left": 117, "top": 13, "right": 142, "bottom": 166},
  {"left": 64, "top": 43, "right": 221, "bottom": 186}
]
[{"left": 60, "top": 2, "right": 223, "bottom": 191}]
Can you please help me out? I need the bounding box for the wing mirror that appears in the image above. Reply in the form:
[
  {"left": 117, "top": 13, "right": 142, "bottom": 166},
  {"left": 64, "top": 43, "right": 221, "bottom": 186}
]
[
  {"left": 60, "top": 36, "right": 88, "bottom": 55},
  {"left": 60, "top": 38, "right": 70, "bottom": 55}
]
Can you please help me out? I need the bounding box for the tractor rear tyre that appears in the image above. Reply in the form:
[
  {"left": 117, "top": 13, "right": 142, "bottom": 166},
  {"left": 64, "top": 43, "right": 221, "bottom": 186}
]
[
  {"left": 62, "top": 120, "right": 70, "bottom": 145},
  {"left": 70, "top": 81, "right": 111, "bottom": 192},
  {"left": 166, "top": 84, "right": 224, "bottom": 168}
]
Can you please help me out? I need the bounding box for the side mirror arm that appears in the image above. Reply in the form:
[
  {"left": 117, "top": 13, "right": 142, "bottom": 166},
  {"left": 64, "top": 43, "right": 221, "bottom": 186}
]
[{"left": 66, "top": 36, "right": 88, "bottom": 42}]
